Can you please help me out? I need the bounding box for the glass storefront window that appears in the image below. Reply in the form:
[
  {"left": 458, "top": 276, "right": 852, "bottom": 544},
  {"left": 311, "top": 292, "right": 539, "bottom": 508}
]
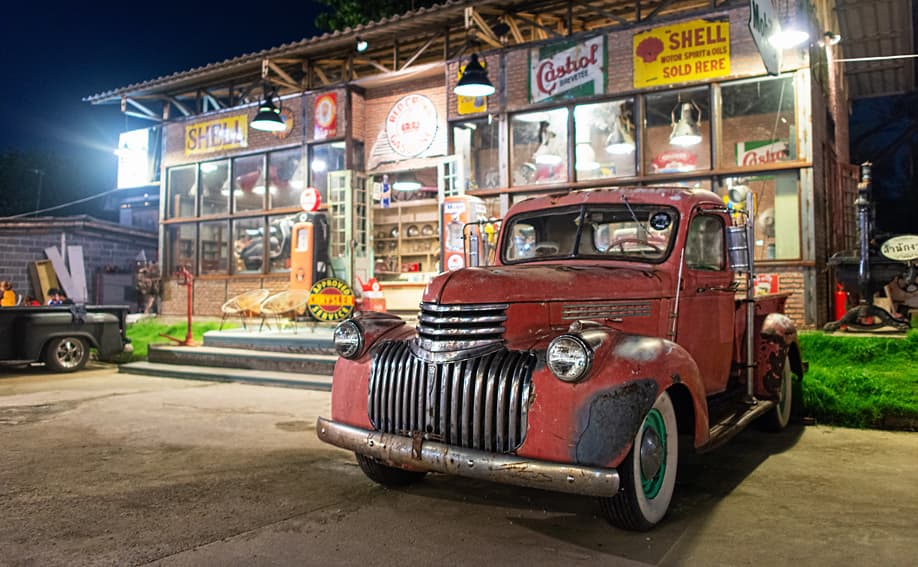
[
  {"left": 718, "top": 171, "right": 800, "bottom": 261},
  {"left": 268, "top": 148, "right": 304, "bottom": 209},
  {"left": 165, "top": 223, "right": 196, "bottom": 274},
  {"left": 452, "top": 118, "right": 500, "bottom": 190},
  {"left": 232, "top": 154, "right": 266, "bottom": 213},
  {"left": 199, "top": 160, "right": 229, "bottom": 216},
  {"left": 573, "top": 99, "right": 636, "bottom": 180},
  {"left": 166, "top": 165, "right": 196, "bottom": 219},
  {"left": 267, "top": 213, "right": 298, "bottom": 273},
  {"left": 200, "top": 221, "right": 229, "bottom": 274},
  {"left": 644, "top": 87, "right": 711, "bottom": 174},
  {"left": 310, "top": 142, "right": 346, "bottom": 205},
  {"left": 511, "top": 108, "right": 569, "bottom": 186},
  {"left": 721, "top": 76, "right": 796, "bottom": 167},
  {"left": 232, "top": 217, "right": 266, "bottom": 274}
]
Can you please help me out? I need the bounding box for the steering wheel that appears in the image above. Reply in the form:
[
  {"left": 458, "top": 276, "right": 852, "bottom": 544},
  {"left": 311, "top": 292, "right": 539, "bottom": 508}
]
[{"left": 607, "top": 237, "right": 662, "bottom": 253}]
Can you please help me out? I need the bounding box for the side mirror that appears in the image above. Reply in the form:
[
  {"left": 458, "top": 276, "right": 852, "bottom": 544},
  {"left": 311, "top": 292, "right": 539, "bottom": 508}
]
[{"left": 726, "top": 225, "right": 751, "bottom": 273}]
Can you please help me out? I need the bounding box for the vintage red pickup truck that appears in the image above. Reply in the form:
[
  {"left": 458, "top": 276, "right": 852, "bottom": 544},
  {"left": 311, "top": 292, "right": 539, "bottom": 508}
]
[{"left": 318, "top": 186, "right": 804, "bottom": 530}]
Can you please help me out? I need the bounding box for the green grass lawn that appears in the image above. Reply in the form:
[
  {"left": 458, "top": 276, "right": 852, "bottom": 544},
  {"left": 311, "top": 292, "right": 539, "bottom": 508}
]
[
  {"left": 126, "top": 319, "right": 232, "bottom": 360},
  {"left": 798, "top": 329, "right": 918, "bottom": 429}
]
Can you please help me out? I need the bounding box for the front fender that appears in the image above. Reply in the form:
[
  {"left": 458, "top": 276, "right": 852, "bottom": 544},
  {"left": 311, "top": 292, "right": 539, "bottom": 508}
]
[{"left": 521, "top": 331, "right": 711, "bottom": 469}]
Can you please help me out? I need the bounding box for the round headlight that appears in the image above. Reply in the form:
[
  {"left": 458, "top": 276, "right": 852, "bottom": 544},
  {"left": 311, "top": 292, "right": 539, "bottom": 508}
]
[
  {"left": 334, "top": 320, "right": 364, "bottom": 359},
  {"left": 547, "top": 334, "right": 593, "bottom": 382}
]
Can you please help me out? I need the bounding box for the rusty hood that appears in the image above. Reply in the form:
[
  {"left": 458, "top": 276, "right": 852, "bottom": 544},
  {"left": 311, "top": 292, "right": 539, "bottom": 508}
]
[{"left": 423, "top": 265, "right": 670, "bottom": 305}]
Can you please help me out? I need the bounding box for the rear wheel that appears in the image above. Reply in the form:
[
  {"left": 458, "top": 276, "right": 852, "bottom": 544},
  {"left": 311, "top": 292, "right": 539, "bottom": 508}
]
[
  {"left": 355, "top": 453, "right": 427, "bottom": 487},
  {"left": 600, "top": 391, "right": 678, "bottom": 531},
  {"left": 44, "top": 336, "right": 89, "bottom": 373},
  {"left": 761, "top": 355, "right": 793, "bottom": 432}
]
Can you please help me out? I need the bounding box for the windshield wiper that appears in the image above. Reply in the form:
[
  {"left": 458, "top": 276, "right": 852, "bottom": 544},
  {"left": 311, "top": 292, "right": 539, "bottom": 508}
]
[{"left": 621, "top": 195, "right": 648, "bottom": 241}]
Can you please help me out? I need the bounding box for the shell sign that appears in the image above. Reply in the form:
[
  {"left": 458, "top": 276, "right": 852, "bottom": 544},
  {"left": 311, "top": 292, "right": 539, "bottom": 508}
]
[
  {"left": 307, "top": 278, "right": 355, "bottom": 322},
  {"left": 633, "top": 17, "right": 730, "bottom": 88}
]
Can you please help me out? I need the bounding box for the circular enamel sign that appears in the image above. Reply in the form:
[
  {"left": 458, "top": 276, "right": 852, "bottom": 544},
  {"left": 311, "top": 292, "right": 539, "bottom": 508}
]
[
  {"left": 385, "top": 94, "right": 438, "bottom": 157},
  {"left": 300, "top": 187, "right": 321, "bottom": 212},
  {"left": 307, "top": 278, "right": 355, "bottom": 322}
]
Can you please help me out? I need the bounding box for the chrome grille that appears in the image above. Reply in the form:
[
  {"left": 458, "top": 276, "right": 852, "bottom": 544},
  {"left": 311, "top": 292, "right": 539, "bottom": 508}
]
[
  {"left": 369, "top": 341, "right": 534, "bottom": 453},
  {"left": 412, "top": 302, "right": 508, "bottom": 362}
]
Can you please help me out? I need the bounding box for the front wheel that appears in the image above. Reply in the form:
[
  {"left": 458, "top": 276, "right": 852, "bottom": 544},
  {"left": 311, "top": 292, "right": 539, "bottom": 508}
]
[
  {"left": 599, "top": 390, "right": 679, "bottom": 531},
  {"left": 355, "top": 453, "right": 427, "bottom": 487},
  {"left": 44, "top": 336, "right": 89, "bottom": 373}
]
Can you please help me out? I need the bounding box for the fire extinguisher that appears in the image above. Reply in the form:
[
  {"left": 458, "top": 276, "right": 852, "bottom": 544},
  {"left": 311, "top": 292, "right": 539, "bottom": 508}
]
[{"left": 834, "top": 283, "right": 848, "bottom": 321}]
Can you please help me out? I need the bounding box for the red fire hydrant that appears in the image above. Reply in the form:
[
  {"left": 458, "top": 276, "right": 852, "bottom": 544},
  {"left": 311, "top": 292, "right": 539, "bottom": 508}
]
[
  {"left": 834, "top": 283, "right": 849, "bottom": 321},
  {"left": 161, "top": 265, "right": 197, "bottom": 346}
]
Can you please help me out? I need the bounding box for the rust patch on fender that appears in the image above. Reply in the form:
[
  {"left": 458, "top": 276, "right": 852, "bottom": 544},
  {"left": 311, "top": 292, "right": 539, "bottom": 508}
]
[{"left": 574, "top": 379, "right": 658, "bottom": 467}]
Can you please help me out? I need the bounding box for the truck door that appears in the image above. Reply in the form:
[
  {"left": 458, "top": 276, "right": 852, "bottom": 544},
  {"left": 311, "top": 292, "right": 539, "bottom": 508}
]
[{"left": 676, "top": 213, "right": 735, "bottom": 394}]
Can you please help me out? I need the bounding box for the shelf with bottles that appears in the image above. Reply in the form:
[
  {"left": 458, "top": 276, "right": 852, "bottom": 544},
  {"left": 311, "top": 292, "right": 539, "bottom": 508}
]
[{"left": 372, "top": 199, "right": 440, "bottom": 278}]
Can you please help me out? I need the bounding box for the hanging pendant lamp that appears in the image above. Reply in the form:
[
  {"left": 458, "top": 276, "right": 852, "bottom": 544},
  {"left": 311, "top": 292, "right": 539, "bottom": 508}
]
[
  {"left": 251, "top": 85, "right": 286, "bottom": 132},
  {"left": 455, "top": 53, "right": 495, "bottom": 97}
]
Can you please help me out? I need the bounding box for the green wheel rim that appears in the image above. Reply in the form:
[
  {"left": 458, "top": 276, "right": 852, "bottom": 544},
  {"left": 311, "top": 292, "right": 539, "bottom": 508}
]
[{"left": 641, "top": 408, "right": 667, "bottom": 499}]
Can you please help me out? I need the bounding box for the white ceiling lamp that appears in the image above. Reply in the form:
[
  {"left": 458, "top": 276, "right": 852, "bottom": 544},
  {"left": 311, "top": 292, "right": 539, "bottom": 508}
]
[
  {"left": 669, "top": 101, "right": 702, "bottom": 147},
  {"left": 454, "top": 53, "right": 495, "bottom": 97},
  {"left": 769, "top": 1, "right": 811, "bottom": 49},
  {"left": 250, "top": 84, "right": 286, "bottom": 132}
]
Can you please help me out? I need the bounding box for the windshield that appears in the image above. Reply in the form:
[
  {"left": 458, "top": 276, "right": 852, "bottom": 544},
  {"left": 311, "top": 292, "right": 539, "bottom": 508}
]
[{"left": 502, "top": 205, "right": 678, "bottom": 263}]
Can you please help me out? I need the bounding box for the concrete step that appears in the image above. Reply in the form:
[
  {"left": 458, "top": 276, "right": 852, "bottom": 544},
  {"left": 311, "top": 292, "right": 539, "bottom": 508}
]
[
  {"left": 149, "top": 344, "right": 338, "bottom": 375},
  {"left": 202, "top": 328, "right": 336, "bottom": 355},
  {"left": 119, "top": 361, "right": 332, "bottom": 391}
]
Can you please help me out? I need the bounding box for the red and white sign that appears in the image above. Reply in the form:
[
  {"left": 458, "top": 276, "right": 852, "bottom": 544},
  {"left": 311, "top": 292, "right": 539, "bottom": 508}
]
[
  {"left": 385, "top": 94, "right": 438, "bottom": 157},
  {"left": 652, "top": 149, "right": 698, "bottom": 173},
  {"left": 300, "top": 187, "right": 321, "bottom": 212},
  {"left": 314, "top": 93, "right": 337, "bottom": 140}
]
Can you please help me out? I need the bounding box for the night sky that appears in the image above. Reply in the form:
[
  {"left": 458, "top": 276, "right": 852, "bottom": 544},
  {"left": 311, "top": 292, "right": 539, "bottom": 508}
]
[{"left": 1, "top": 2, "right": 324, "bottom": 195}]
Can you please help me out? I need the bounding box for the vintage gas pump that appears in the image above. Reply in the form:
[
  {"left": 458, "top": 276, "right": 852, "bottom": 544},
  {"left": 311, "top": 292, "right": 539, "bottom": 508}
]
[
  {"left": 441, "top": 194, "right": 487, "bottom": 271},
  {"left": 160, "top": 265, "right": 196, "bottom": 346},
  {"left": 290, "top": 212, "right": 331, "bottom": 290}
]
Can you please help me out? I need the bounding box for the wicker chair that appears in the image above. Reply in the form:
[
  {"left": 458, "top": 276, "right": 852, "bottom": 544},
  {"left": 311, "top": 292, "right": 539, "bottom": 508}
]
[
  {"left": 259, "top": 290, "right": 311, "bottom": 332},
  {"left": 220, "top": 289, "right": 270, "bottom": 330}
]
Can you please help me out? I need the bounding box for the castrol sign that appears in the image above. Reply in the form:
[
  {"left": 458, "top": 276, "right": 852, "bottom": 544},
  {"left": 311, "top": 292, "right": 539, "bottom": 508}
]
[{"left": 530, "top": 36, "right": 606, "bottom": 103}]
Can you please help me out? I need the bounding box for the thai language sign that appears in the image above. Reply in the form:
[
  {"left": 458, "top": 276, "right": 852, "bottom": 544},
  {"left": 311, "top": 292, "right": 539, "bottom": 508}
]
[
  {"left": 633, "top": 17, "right": 730, "bottom": 88},
  {"left": 184, "top": 114, "right": 247, "bottom": 156},
  {"left": 530, "top": 36, "right": 606, "bottom": 103}
]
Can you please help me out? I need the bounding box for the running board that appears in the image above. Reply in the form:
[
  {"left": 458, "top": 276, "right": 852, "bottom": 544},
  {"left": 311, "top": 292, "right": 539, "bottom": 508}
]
[{"left": 697, "top": 399, "right": 776, "bottom": 453}]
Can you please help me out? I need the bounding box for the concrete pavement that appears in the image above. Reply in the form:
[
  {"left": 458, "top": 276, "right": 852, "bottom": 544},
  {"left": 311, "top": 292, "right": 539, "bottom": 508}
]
[{"left": 0, "top": 365, "right": 915, "bottom": 566}]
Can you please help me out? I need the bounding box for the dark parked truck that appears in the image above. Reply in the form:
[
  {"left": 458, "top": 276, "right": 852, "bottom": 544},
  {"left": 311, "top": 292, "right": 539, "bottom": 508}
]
[
  {"left": 0, "top": 305, "right": 131, "bottom": 372},
  {"left": 317, "top": 187, "right": 804, "bottom": 530}
]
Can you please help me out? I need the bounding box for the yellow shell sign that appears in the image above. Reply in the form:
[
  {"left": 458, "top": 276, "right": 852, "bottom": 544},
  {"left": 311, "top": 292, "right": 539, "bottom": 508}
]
[
  {"left": 307, "top": 278, "right": 355, "bottom": 322},
  {"left": 633, "top": 17, "right": 730, "bottom": 89}
]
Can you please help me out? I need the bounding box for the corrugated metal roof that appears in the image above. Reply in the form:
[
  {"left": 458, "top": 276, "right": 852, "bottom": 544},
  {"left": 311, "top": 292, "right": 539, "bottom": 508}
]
[
  {"left": 836, "top": 0, "right": 915, "bottom": 99},
  {"left": 83, "top": 0, "right": 475, "bottom": 103}
]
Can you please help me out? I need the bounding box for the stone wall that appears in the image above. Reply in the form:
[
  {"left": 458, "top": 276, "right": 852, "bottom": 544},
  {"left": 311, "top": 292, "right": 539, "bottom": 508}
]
[{"left": 0, "top": 216, "right": 157, "bottom": 304}]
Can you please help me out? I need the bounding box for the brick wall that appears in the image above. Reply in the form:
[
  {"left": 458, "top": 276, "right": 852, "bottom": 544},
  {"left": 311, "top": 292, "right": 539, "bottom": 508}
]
[
  {"left": 161, "top": 274, "right": 289, "bottom": 317},
  {"left": 0, "top": 217, "right": 157, "bottom": 304}
]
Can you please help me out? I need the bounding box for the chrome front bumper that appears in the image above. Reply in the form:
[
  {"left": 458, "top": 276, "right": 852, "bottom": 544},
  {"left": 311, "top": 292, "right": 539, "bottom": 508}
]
[{"left": 316, "top": 417, "right": 620, "bottom": 497}]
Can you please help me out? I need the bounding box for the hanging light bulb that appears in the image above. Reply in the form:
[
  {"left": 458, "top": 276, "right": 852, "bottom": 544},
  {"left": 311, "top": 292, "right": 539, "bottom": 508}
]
[
  {"left": 605, "top": 114, "right": 636, "bottom": 155},
  {"left": 454, "top": 53, "right": 495, "bottom": 97},
  {"left": 251, "top": 85, "right": 286, "bottom": 132},
  {"left": 769, "top": 1, "right": 811, "bottom": 49},
  {"left": 669, "top": 101, "right": 702, "bottom": 147}
]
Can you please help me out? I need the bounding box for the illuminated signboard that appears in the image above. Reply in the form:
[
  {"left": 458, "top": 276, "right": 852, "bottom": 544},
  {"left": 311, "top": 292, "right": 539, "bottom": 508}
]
[
  {"left": 116, "top": 127, "right": 154, "bottom": 189},
  {"left": 633, "top": 17, "right": 731, "bottom": 88},
  {"left": 184, "top": 114, "right": 248, "bottom": 156}
]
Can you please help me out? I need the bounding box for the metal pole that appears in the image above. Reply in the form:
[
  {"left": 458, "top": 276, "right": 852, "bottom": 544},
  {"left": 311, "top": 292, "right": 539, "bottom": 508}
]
[{"left": 745, "top": 190, "right": 756, "bottom": 404}]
